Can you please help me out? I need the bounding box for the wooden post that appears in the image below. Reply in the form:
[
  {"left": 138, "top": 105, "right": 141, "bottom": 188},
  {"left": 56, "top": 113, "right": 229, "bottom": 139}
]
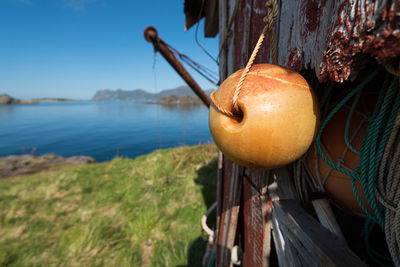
[{"left": 143, "top": 26, "right": 211, "bottom": 108}]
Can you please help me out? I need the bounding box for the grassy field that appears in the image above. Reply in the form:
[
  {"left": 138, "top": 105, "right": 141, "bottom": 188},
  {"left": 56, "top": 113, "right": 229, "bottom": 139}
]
[{"left": 0, "top": 144, "right": 218, "bottom": 266}]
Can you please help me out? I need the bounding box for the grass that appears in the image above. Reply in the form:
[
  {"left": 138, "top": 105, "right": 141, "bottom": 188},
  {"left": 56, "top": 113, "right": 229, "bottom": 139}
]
[{"left": 0, "top": 144, "right": 218, "bottom": 266}]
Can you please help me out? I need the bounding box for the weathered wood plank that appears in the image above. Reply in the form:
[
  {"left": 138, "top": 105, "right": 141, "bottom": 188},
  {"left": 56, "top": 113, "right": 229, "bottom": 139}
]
[
  {"left": 204, "top": 0, "right": 219, "bottom": 37},
  {"left": 243, "top": 170, "right": 269, "bottom": 267},
  {"left": 233, "top": 0, "right": 253, "bottom": 69},
  {"left": 250, "top": 0, "right": 273, "bottom": 65},
  {"left": 277, "top": 0, "right": 400, "bottom": 82},
  {"left": 262, "top": 197, "right": 272, "bottom": 267},
  {"left": 217, "top": 160, "right": 242, "bottom": 267},
  {"left": 230, "top": 1, "right": 278, "bottom": 265},
  {"left": 218, "top": 0, "right": 227, "bottom": 81},
  {"left": 215, "top": 150, "right": 224, "bottom": 251},
  {"left": 277, "top": 0, "right": 336, "bottom": 74},
  {"left": 216, "top": 1, "right": 242, "bottom": 266},
  {"left": 312, "top": 198, "right": 347, "bottom": 244},
  {"left": 271, "top": 208, "right": 303, "bottom": 267},
  {"left": 268, "top": 169, "right": 303, "bottom": 267},
  {"left": 273, "top": 200, "right": 368, "bottom": 267},
  {"left": 268, "top": 167, "right": 298, "bottom": 201},
  {"left": 214, "top": 1, "right": 400, "bottom": 267},
  {"left": 226, "top": 0, "right": 237, "bottom": 76}
]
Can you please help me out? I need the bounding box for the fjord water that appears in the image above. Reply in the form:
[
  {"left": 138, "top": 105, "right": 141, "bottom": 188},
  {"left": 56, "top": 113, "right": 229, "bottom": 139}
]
[{"left": 0, "top": 102, "right": 213, "bottom": 162}]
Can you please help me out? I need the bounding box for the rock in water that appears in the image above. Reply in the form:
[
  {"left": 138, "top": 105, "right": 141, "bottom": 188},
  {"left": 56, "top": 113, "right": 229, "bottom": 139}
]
[{"left": 0, "top": 94, "right": 19, "bottom": 104}]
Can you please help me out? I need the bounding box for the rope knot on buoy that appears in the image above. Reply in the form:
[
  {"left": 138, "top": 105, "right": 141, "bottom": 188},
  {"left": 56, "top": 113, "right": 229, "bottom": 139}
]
[
  {"left": 208, "top": 1, "right": 319, "bottom": 170},
  {"left": 211, "top": 0, "right": 279, "bottom": 117},
  {"left": 264, "top": 0, "right": 278, "bottom": 32}
]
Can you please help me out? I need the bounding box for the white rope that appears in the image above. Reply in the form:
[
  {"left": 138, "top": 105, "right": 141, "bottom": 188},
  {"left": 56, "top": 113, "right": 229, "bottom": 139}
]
[
  {"left": 377, "top": 109, "right": 400, "bottom": 266},
  {"left": 201, "top": 202, "right": 217, "bottom": 267},
  {"left": 202, "top": 202, "right": 217, "bottom": 238}
]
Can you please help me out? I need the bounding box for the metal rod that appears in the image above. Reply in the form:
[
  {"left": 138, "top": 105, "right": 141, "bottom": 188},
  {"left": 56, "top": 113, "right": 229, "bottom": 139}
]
[{"left": 144, "top": 26, "right": 211, "bottom": 108}]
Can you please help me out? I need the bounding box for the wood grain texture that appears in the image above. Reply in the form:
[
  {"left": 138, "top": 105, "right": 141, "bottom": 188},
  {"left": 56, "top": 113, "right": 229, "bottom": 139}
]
[
  {"left": 276, "top": 0, "right": 400, "bottom": 82},
  {"left": 216, "top": 159, "right": 242, "bottom": 267},
  {"left": 204, "top": 0, "right": 219, "bottom": 37},
  {"left": 242, "top": 170, "right": 270, "bottom": 267},
  {"left": 312, "top": 198, "right": 347, "bottom": 244},
  {"left": 214, "top": 0, "right": 400, "bottom": 266},
  {"left": 232, "top": 1, "right": 277, "bottom": 266},
  {"left": 273, "top": 200, "right": 368, "bottom": 267},
  {"left": 216, "top": 1, "right": 239, "bottom": 266},
  {"left": 271, "top": 208, "right": 304, "bottom": 267}
]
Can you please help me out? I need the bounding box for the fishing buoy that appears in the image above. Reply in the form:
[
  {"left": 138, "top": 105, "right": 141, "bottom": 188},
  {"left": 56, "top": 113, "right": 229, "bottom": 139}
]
[
  {"left": 306, "top": 102, "right": 372, "bottom": 214},
  {"left": 209, "top": 64, "right": 319, "bottom": 169}
]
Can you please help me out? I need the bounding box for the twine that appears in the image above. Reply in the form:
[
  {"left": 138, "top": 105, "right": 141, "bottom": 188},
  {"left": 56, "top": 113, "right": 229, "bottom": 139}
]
[
  {"left": 210, "top": 91, "right": 236, "bottom": 117},
  {"left": 385, "top": 63, "right": 400, "bottom": 78},
  {"left": 315, "top": 67, "right": 400, "bottom": 265},
  {"left": 211, "top": 0, "right": 278, "bottom": 117}
]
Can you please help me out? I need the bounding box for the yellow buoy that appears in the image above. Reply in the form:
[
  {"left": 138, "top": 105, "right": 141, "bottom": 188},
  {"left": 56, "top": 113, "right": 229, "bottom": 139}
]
[{"left": 209, "top": 64, "right": 319, "bottom": 169}]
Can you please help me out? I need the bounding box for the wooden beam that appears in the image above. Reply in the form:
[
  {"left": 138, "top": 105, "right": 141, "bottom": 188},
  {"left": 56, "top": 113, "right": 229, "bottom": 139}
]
[
  {"left": 312, "top": 198, "right": 347, "bottom": 244},
  {"left": 271, "top": 210, "right": 303, "bottom": 267},
  {"left": 217, "top": 162, "right": 242, "bottom": 267},
  {"left": 276, "top": 0, "right": 400, "bottom": 82},
  {"left": 143, "top": 27, "right": 211, "bottom": 107},
  {"left": 269, "top": 167, "right": 298, "bottom": 200},
  {"left": 262, "top": 195, "right": 272, "bottom": 267},
  {"left": 272, "top": 200, "right": 367, "bottom": 267}
]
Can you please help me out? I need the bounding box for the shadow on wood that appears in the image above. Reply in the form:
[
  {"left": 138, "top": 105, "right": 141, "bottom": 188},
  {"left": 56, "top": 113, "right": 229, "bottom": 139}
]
[{"left": 272, "top": 200, "right": 368, "bottom": 267}]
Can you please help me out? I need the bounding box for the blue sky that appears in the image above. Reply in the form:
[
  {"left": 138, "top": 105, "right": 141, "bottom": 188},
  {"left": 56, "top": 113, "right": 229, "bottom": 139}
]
[{"left": 0, "top": 0, "right": 219, "bottom": 100}]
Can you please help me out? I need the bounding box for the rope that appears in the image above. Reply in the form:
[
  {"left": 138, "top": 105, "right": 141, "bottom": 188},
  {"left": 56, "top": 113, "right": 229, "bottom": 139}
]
[
  {"left": 377, "top": 80, "right": 400, "bottom": 266},
  {"left": 232, "top": 0, "right": 278, "bottom": 113},
  {"left": 344, "top": 89, "right": 363, "bottom": 155},
  {"left": 210, "top": 91, "right": 236, "bottom": 117},
  {"left": 385, "top": 64, "right": 400, "bottom": 78},
  {"left": 202, "top": 202, "right": 217, "bottom": 267},
  {"left": 315, "top": 67, "right": 383, "bottom": 218},
  {"left": 165, "top": 41, "right": 219, "bottom": 86},
  {"left": 206, "top": 251, "right": 216, "bottom": 267},
  {"left": 195, "top": 0, "right": 219, "bottom": 65},
  {"left": 315, "top": 65, "right": 400, "bottom": 266},
  {"left": 211, "top": 0, "right": 278, "bottom": 116}
]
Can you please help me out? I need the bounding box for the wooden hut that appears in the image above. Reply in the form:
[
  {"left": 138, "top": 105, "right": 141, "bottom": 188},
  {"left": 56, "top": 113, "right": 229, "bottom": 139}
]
[{"left": 183, "top": 0, "right": 400, "bottom": 266}]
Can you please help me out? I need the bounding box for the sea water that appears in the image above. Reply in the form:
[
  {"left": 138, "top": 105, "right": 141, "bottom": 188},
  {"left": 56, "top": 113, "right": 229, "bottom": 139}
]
[{"left": 0, "top": 102, "right": 213, "bottom": 162}]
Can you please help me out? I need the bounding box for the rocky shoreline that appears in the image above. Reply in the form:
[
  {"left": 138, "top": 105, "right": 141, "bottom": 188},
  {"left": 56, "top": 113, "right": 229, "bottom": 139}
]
[
  {"left": 0, "top": 94, "right": 38, "bottom": 104},
  {"left": 156, "top": 94, "right": 203, "bottom": 105},
  {"left": 0, "top": 92, "right": 205, "bottom": 106},
  {"left": 0, "top": 154, "right": 96, "bottom": 178},
  {"left": 0, "top": 94, "right": 77, "bottom": 105}
]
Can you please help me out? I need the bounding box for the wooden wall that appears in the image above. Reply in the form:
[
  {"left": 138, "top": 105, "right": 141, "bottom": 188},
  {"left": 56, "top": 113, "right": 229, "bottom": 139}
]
[{"left": 214, "top": 0, "right": 399, "bottom": 266}]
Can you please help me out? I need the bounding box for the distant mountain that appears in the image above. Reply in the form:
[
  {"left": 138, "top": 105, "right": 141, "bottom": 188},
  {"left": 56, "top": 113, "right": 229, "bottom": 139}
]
[{"left": 91, "top": 86, "right": 214, "bottom": 102}]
